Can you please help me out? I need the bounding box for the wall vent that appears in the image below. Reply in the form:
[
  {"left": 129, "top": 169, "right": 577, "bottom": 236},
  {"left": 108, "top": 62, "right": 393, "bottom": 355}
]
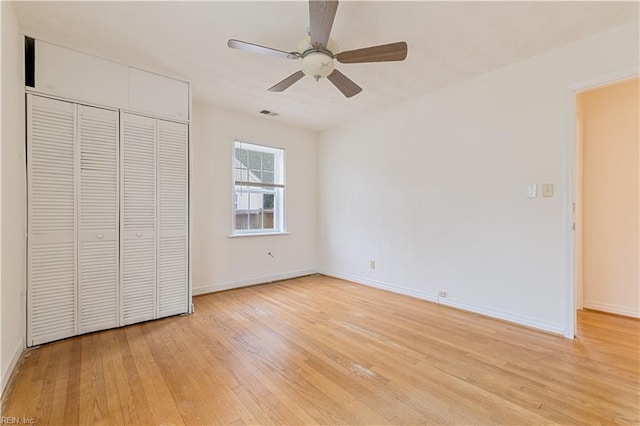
[{"left": 259, "top": 110, "right": 279, "bottom": 117}]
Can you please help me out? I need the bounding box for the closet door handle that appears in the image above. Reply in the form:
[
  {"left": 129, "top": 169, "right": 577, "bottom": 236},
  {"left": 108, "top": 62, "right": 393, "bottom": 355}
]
[
  {"left": 136, "top": 232, "right": 143, "bottom": 238},
  {"left": 96, "top": 233, "right": 104, "bottom": 240}
]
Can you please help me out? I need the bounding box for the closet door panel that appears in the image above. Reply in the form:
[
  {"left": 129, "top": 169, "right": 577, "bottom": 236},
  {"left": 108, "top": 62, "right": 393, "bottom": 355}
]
[
  {"left": 27, "top": 94, "right": 77, "bottom": 346},
  {"left": 158, "top": 120, "right": 189, "bottom": 317},
  {"left": 78, "top": 105, "right": 119, "bottom": 333},
  {"left": 121, "top": 113, "right": 157, "bottom": 325}
]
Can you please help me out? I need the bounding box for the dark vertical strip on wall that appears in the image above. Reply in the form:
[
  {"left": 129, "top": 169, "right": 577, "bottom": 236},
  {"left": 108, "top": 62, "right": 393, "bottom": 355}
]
[{"left": 25, "top": 36, "right": 35, "bottom": 87}]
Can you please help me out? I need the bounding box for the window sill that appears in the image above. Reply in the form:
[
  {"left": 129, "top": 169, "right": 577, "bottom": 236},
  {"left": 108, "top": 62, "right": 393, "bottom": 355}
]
[{"left": 227, "top": 232, "right": 291, "bottom": 238}]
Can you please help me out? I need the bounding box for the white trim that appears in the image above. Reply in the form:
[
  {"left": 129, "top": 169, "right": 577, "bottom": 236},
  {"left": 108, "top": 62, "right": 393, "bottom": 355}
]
[
  {"left": 118, "top": 110, "right": 125, "bottom": 325},
  {"left": 154, "top": 114, "right": 160, "bottom": 319},
  {"left": 234, "top": 181, "right": 285, "bottom": 189},
  {"left": 563, "top": 64, "right": 640, "bottom": 339},
  {"left": 320, "top": 270, "right": 564, "bottom": 335},
  {"left": 234, "top": 139, "right": 286, "bottom": 154},
  {"left": 439, "top": 297, "right": 564, "bottom": 335},
  {"left": 583, "top": 302, "right": 640, "bottom": 319},
  {"left": 567, "top": 65, "right": 640, "bottom": 92},
  {"left": 188, "top": 86, "right": 193, "bottom": 313},
  {"left": 562, "top": 88, "right": 577, "bottom": 339},
  {"left": 192, "top": 270, "right": 316, "bottom": 295},
  {"left": 1, "top": 338, "right": 24, "bottom": 397},
  {"left": 320, "top": 270, "right": 439, "bottom": 303},
  {"left": 73, "top": 102, "right": 80, "bottom": 336},
  {"left": 25, "top": 88, "right": 190, "bottom": 125},
  {"left": 227, "top": 231, "right": 291, "bottom": 238},
  {"left": 231, "top": 140, "right": 286, "bottom": 235},
  {"left": 231, "top": 155, "right": 245, "bottom": 235},
  {"left": 26, "top": 94, "right": 34, "bottom": 346}
]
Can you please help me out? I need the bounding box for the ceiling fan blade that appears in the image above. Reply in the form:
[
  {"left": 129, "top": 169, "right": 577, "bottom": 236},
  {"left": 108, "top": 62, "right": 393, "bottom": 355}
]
[
  {"left": 268, "top": 70, "right": 306, "bottom": 92},
  {"left": 309, "top": 0, "right": 338, "bottom": 49},
  {"left": 327, "top": 69, "right": 362, "bottom": 98},
  {"left": 336, "top": 41, "right": 408, "bottom": 64},
  {"left": 227, "top": 39, "right": 299, "bottom": 60}
]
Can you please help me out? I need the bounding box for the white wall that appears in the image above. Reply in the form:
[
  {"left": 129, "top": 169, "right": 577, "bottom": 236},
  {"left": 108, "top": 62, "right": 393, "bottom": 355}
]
[
  {"left": 191, "top": 104, "right": 318, "bottom": 294},
  {"left": 1, "top": 1, "right": 27, "bottom": 393},
  {"left": 318, "top": 20, "right": 640, "bottom": 334},
  {"left": 579, "top": 78, "right": 639, "bottom": 318}
]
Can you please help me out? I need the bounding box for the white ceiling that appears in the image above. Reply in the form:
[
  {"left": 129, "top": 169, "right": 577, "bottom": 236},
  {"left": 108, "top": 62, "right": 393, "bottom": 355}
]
[{"left": 13, "top": 1, "right": 639, "bottom": 131}]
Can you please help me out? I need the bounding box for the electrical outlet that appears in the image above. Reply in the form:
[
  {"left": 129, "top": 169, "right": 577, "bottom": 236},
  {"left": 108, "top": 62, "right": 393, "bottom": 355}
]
[
  {"left": 370, "top": 260, "right": 376, "bottom": 270},
  {"left": 438, "top": 290, "right": 447, "bottom": 298}
]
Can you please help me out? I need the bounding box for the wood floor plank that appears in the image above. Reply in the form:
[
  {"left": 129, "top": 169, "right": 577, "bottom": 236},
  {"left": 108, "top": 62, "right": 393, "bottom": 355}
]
[
  {"left": 62, "top": 339, "right": 82, "bottom": 425},
  {"left": 123, "top": 324, "right": 185, "bottom": 425},
  {"left": 2, "top": 275, "right": 638, "bottom": 425}
]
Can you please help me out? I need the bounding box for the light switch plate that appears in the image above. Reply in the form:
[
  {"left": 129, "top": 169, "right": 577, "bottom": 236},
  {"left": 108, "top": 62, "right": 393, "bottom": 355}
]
[
  {"left": 527, "top": 184, "right": 537, "bottom": 198},
  {"left": 542, "top": 183, "right": 553, "bottom": 197}
]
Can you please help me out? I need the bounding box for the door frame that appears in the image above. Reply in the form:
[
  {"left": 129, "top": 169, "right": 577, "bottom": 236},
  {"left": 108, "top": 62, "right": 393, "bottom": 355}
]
[{"left": 562, "top": 64, "right": 639, "bottom": 338}]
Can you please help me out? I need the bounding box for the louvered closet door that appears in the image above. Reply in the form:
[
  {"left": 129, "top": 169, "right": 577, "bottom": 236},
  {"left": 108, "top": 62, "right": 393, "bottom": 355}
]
[
  {"left": 158, "top": 120, "right": 189, "bottom": 317},
  {"left": 78, "top": 105, "right": 119, "bottom": 333},
  {"left": 27, "top": 95, "right": 77, "bottom": 346},
  {"left": 120, "top": 113, "right": 157, "bottom": 325}
]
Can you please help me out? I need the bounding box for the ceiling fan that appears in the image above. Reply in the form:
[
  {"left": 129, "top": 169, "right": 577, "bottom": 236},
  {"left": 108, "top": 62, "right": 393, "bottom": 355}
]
[{"left": 227, "top": 0, "right": 408, "bottom": 98}]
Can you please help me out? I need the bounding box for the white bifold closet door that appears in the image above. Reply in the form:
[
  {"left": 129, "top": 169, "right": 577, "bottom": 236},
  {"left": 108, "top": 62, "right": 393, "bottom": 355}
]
[
  {"left": 28, "top": 95, "right": 77, "bottom": 346},
  {"left": 78, "top": 105, "right": 119, "bottom": 333},
  {"left": 120, "top": 113, "right": 189, "bottom": 323},
  {"left": 158, "top": 120, "right": 189, "bottom": 317},
  {"left": 28, "top": 98, "right": 188, "bottom": 346},
  {"left": 28, "top": 95, "right": 119, "bottom": 346},
  {"left": 120, "top": 113, "right": 157, "bottom": 325}
]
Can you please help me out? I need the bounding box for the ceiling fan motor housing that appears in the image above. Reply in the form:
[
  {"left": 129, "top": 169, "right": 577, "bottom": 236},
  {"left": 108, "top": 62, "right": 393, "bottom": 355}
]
[{"left": 297, "top": 36, "right": 338, "bottom": 54}]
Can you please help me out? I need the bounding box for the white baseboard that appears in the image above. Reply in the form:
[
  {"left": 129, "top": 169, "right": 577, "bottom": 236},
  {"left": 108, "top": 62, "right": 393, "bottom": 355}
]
[
  {"left": 193, "top": 269, "right": 318, "bottom": 296},
  {"left": 195, "top": 268, "right": 566, "bottom": 335},
  {"left": 320, "top": 269, "right": 564, "bottom": 335},
  {"left": 583, "top": 300, "right": 640, "bottom": 318},
  {"left": 439, "top": 297, "right": 564, "bottom": 334},
  {"left": 320, "top": 270, "right": 439, "bottom": 303},
  {"left": 1, "top": 338, "right": 24, "bottom": 397}
]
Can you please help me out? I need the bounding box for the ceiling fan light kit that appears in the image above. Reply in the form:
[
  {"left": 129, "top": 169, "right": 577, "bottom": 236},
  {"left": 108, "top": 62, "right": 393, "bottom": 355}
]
[
  {"left": 301, "top": 51, "right": 334, "bottom": 81},
  {"left": 227, "top": 0, "right": 408, "bottom": 98}
]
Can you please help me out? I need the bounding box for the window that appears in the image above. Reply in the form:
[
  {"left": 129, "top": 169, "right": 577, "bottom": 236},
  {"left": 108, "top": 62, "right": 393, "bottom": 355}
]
[{"left": 233, "top": 141, "right": 285, "bottom": 235}]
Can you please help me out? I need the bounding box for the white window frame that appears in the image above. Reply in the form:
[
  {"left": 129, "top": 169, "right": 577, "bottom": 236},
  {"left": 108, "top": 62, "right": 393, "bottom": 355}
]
[{"left": 231, "top": 140, "right": 286, "bottom": 236}]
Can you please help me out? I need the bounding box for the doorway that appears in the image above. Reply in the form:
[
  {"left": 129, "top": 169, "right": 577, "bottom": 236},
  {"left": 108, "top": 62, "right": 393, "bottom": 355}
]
[
  {"left": 563, "top": 66, "right": 639, "bottom": 339},
  {"left": 574, "top": 77, "right": 639, "bottom": 328}
]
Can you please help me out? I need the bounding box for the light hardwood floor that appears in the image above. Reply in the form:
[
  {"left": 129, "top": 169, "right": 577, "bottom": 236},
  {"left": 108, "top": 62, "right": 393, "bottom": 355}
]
[{"left": 2, "top": 275, "right": 639, "bottom": 425}]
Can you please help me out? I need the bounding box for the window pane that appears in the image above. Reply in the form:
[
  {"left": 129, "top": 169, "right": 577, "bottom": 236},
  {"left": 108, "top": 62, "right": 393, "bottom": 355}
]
[
  {"left": 263, "top": 193, "right": 274, "bottom": 210},
  {"left": 235, "top": 167, "right": 248, "bottom": 182},
  {"left": 263, "top": 152, "right": 275, "bottom": 172},
  {"left": 262, "top": 171, "right": 274, "bottom": 184},
  {"left": 247, "top": 192, "right": 261, "bottom": 230},
  {"left": 248, "top": 151, "right": 262, "bottom": 172},
  {"left": 251, "top": 170, "right": 263, "bottom": 183},
  {"left": 235, "top": 148, "right": 248, "bottom": 166},
  {"left": 235, "top": 191, "right": 250, "bottom": 230},
  {"left": 249, "top": 210, "right": 263, "bottom": 229},
  {"left": 263, "top": 210, "right": 274, "bottom": 229},
  {"left": 235, "top": 212, "right": 249, "bottom": 230}
]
